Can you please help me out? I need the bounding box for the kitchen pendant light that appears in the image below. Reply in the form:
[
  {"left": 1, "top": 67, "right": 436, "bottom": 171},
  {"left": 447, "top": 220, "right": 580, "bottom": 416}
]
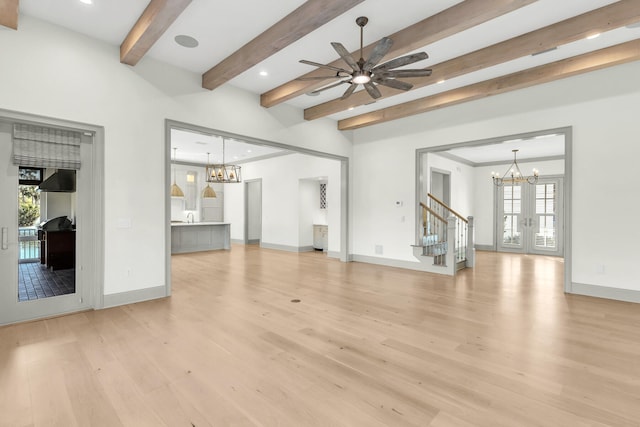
[
  {"left": 206, "top": 137, "right": 242, "bottom": 183},
  {"left": 202, "top": 153, "right": 217, "bottom": 198},
  {"left": 170, "top": 147, "right": 185, "bottom": 197}
]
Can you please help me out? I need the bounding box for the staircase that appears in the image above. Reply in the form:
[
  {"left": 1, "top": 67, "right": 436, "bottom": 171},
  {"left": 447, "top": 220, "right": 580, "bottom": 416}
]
[{"left": 412, "top": 194, "right": 474, "bottom": 276}]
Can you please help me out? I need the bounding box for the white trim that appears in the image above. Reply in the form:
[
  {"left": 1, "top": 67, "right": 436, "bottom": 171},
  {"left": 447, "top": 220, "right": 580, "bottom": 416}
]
[
  {"left": 474, "top": 244, "right": 495, "bottom": 251},
  {"left": 327, "top": 251, "right": 341, "bottom": 259},
  {"left": 352, "top": 254, "right": 449, "bottom": 274},
  {"left": 570, "top": 283, "right": 640, "bottom": 304},
  {"left": 103, "top": 286, "right": 168, "bottom": 309},
  {"left": 260, "top": 242, "right": 315, "bottom": 253}
]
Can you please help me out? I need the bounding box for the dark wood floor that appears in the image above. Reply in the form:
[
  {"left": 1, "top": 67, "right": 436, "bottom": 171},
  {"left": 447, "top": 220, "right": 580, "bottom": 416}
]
[{"left": 1, "top": 247, "right": 639, "bottom": 426}]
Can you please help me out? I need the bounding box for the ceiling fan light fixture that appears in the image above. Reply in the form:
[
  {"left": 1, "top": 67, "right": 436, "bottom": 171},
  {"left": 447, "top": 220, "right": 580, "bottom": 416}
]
[
  {"left": 352, "top": 71, "right": 371, "bottom": 84},
  {"left": 299, "top": 17, "right": 430, "bottom": 100}
]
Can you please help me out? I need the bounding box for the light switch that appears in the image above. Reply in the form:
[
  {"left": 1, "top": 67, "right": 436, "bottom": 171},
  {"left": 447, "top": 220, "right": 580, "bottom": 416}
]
[{"left": 117, "top": 218, "right": 132, "bottom": 228}]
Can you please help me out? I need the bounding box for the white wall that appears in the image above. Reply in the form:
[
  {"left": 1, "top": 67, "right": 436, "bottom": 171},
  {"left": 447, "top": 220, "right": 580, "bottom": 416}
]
[
  {"left": 423, "top": 153, "right": 475, "bottom": 218},
  {"left": 0, "top": 16, "right": 352, "bottom": 296},
  {"left": 351, "top": 60, "right": 640, "bottom": 292},
  {"left": 224, "top": 153, "right": 341, "bottom": 253}
]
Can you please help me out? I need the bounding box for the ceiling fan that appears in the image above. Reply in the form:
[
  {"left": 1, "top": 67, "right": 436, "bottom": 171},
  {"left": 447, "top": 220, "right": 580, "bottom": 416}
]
[{"left": 299, "top": 16, "right": 432, "bottom": 100}]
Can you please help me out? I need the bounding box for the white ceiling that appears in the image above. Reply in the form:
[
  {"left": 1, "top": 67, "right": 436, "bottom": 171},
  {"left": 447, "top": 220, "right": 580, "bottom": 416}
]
[
  {"left": 170, "top": 129, "right": 289, "bottom": 164},
  {"left": 16, "top": 0, "right": 640, "bottom": 156},
  {"left": 443, "top": 133, "right": 565, "bottom": 165}
]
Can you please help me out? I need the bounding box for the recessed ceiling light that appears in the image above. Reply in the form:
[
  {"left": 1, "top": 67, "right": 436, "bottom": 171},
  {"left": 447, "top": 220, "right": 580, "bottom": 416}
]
[
  {"left": 247, "top": 149, "right": 252, "bottom": 153},
  {"left": 437, "top": 79, "right": 446, "bottom": 84},
  {"left": 174, "top": 35, "right": 199, "bottom": 48},
  {"left": 586, "top": 33, "right": 601, "bottom": 40},
  {"left": 259, "top": 71, "right": 268, "bottom": 77},
  {"left": 348, "top": 107, "right": 354, "bottom": 111},
  {"left": 79, "top": 0, "right": 93, "bottom": 4}
]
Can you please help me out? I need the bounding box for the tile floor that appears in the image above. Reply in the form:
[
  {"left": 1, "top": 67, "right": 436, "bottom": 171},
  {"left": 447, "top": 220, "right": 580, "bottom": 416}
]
[{"left": 18, "top": 262, "right": 75, "bottom": 301}]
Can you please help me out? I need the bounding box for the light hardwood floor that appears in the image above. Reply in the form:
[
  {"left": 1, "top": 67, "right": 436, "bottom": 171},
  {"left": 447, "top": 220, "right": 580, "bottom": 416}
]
[{"left": 1, "top": 246, "right": 639, "bottom": 426}]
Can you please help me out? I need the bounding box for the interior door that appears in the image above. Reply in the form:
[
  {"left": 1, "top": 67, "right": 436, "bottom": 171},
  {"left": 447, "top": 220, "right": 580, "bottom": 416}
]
[
  {"left": 245, "top": 179, "right": 262, "bottom": 244},
  {"left": 0, "top": 122, "right": 89, "bottom": 325},
  {"left": 496, "top": 177, "right": 563, "bottom": 256}
]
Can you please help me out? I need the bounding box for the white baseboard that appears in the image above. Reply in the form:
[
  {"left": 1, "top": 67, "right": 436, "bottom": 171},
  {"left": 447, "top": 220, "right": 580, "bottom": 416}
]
[
  {"left": 571, "top": 282, "right": 640, "bottom": 304},
  {"left": 103, "top": 285, "right": 168, "bottom": 309},
  {"left": 260, "top": 242, "right": 315, "bottom": 253},
  {"left": 352, "top": 254, "right": 449, "bottom": 274},
  {"left": 474, "top": 244, "right": 494, "bottom": 251},
  {"left": 231, "top": 239, "right": 245, "bottom": 245},
  {"left": 327, "top": 251, "right": 341, "bottom": 259}
]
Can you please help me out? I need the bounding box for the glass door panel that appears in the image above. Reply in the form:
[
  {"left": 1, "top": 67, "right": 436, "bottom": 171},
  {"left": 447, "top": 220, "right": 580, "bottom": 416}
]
[
  {"left": 499, "top": 184, "right": 524, "bottom": 251},
  {"left": 497, "top": 178, "right": 563, "bottom": 256}
]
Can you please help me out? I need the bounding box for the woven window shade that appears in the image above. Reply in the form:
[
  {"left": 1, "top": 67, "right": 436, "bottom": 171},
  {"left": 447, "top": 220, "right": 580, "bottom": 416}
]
[{"left": 12, "top": 123, "right": 82, "bottom": 169}]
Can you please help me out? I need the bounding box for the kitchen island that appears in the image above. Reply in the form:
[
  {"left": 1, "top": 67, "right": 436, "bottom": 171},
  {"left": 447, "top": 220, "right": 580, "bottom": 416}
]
[{"left": 171, "top": 222, "right": 231, "bottom": 254}]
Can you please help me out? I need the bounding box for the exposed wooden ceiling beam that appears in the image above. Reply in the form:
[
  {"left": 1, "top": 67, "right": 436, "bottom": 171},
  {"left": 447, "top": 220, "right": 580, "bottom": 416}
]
[
  {"left": 0, "top": 0, "right": 19, "bottom": 30},
  {"left": 120, "top": 0, "right": 192, "bottom": 66},
  {"left": 338, "top": 39, "right": 640, "bottom": 131},
  {"left": 306, "top": 0, "right": 640, "bottom": 121},
  {"left": 260, "top": 0, "right": 537, "bottom": 108},
  {"left": 202, "top": 0, "right": 365, "bottom": 91}
]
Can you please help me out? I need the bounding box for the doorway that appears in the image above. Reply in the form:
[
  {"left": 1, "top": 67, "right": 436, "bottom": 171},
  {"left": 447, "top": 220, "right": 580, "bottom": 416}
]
[
  {"left": 430, "top": 168, "right": 451, "bottom": 206},
  {"left": 416, "top": 127, "right": 571, "bottom": 292},
  {"left": 245, "top": 179, "right": 262, "bottom": 245},
  {"left": 0, "top": 112, "right": 103, "bottom": 325},
  {"left": 497, "top": 176, "right": 564, "bottom": 256}
]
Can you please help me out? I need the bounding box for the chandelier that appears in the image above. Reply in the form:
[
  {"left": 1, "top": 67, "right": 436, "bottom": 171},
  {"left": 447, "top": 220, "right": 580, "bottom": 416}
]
[
  {"left": 491, "top": 149, "right": 539, "bottom": 186},
  {"left": 205, "top": 137, "right": 242, "bottom": 183}
]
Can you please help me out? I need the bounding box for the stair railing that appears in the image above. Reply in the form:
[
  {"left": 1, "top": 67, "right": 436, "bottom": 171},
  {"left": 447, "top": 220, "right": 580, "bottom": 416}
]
[
  {"left": 427, "top": 194, "right": 469, "bottom": 266},
  {"left": 419, "top": 202, "right": 448, "bottom": 265}
]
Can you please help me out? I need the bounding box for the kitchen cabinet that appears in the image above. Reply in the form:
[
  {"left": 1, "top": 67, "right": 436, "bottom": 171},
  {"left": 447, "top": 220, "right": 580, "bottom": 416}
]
[
  {"left": 171, "top": 222, "right": 230, "bottom": 253},
  {"left": 313, "top": 224, "right": 328, "bottom": 251}
]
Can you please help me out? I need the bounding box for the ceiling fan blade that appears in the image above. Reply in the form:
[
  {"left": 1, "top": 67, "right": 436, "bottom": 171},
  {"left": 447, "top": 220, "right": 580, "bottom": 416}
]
[
  {"left": 331, "top": 42, "right": 359, "bottom": 71},
  {"left": 373, "top": 52, "right": 429, "bottom": 73},
  {"left": 299, "top": 59, "right": 350, "bottom": 74},
  {"left": 363, "top": 82, "right": 382, "bottom": 99},
  {"left": 297, "top": 75, "right": 345, "bottom": 81},
  {"left": 310, "top": 80, "right": 350, "bottom": 95},
  {"left": 341, "top": 83, "right": 357, "bottom": 100},
  {"left": 363, "top": 37, "right": 393, "bottom": 71},
  {"left": 378, "top": 69, "right": 432, "bottom": 78},
  {"left": 372, "top": 78, "right": 413, "bottom": 91}
]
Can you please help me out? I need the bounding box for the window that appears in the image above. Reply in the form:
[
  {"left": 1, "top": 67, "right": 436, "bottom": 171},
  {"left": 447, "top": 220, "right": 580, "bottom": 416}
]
[
  {"left": 18, "top": 167, "right": 44, "bottom": 185},
  {"left": 320, "top": 183, "right": 327, "bottom": 209}
]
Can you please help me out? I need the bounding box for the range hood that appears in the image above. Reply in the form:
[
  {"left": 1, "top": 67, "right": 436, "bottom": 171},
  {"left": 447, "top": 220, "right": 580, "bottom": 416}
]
[{"left": 39, "top": 169, "right": 76, "bottom": 192}]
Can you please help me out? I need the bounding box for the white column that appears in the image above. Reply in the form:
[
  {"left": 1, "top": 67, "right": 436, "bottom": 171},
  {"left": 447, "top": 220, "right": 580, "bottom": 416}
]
[{"left": 466, "top": 216, "right": 475, "bottom": 268}]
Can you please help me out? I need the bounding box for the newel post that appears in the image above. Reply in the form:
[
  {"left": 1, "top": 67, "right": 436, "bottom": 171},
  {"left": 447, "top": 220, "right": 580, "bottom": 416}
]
[
  {"left": 446, "top": 215, "right": 457, "bottom": 274},
  {"left": 466, "top": 216, "right": 475, "bottom": 268}
]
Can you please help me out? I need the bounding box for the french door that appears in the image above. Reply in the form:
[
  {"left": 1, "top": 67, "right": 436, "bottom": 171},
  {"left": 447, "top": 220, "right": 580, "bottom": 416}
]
[
  {"left": 497, "top": 177, "right": 563, "bottom": 256},
  {"left": 0, "top": 122, "right": 91, "bottom": 325}
]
